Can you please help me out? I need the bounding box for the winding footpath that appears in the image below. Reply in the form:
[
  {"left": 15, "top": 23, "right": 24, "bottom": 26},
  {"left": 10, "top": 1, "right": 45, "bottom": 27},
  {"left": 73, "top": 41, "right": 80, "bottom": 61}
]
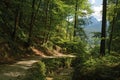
[
  {"left": 0, "top": 56, "right": 41, "bottom": 80},
  {"left": 0, "top": 54, "right": 75, "bottom": 80}
]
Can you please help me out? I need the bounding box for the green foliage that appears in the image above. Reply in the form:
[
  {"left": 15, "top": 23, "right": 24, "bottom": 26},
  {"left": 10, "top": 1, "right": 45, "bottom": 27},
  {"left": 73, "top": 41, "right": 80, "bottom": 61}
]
[
  {"left": 42, "top": 58, "right": 63, "bottom": 74},
  {"left": 72, "top": 55, "right": 120, "bottom": 80},
  {"left": 42, "top": 41, "right": 54, "bottom": 50},
  {"left": 107, "top": 0, "right": 120, "bottom": 53},
  {"left": 42, "top": 58, "right": 74, "bottom": 75},
  {"left": 90, "top": 45, "right": 100, "bottom": 56},
  {"left": 64, "top": 57, "right": 73, "bottom": 68},
  {"left": 54, "top": 40, "right": 86, "bottom": 54},
  {"left": 0, "top": 0, "right": 92, "bottom": 57},
  {"left": 23, "top": 61, "right": 46, "bottom": 80}
]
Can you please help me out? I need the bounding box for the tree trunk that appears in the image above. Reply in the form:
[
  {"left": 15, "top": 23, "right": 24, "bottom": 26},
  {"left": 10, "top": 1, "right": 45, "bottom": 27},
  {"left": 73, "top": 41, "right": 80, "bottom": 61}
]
[
  {"left": 28, "top": 0, "right": 35, "bottom": 46},
  {"left": 66, "top": 16, "right": 70, "bottom": 40},
  {"left": 45, "top": 2, "right": 52, "bottom": 43},
  {"left": 19, "top": 0, "right": 24, "bottom": 27},
  {"left": 108, "top": 0, "right": 118, "bottom": 54},
  {"left": 74, "top": 0, "right": 78, "bottom": 37},
  {"left": 34, "top": 0, "right": 41, "bottom": 18},
  {"left": 12, "top": 7, "right": 20, "bottom": 41},
  {"left": 100, "top": 0, "right": 107, "bottom": 56},
  {"left": 43, "top": 0, "right": 50, "bottom": 44}
]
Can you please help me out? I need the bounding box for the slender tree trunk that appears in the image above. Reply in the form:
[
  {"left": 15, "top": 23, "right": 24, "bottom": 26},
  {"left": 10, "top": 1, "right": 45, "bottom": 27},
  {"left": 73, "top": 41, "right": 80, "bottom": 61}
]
[
  {"left": 19, "top": 0, "right": 24, "bottom": 27},
  {"left": 46, "top": 1, "right": 54, "bottom": 42},
  {"left": 74, "top": 0, "right": 78, "bottom": 37},
  {"left": 100, "top": 0, "right": 107, "bottom": 56},
  {"left": 28, "top": 0, "right": 35, "bottom": 46},
  {"left": 43, "top": 0, "right": 49, "bottom": 43},
  {"left": 45, "top": 4, "right": 52, "bottom": 43},
  {"left": 12, "top": 7, "right": 20, "bottom": 41},
  {"left": 108, "top": 0, "right": 118, "bottom": 54},
  {"left": 66, "top": 16, "right": 70, "bottom": 39},
  {"left": 45, "top": 17, "right": 51, "bottom": 43},
  {"left": 34, "top": 0, "right": 41, "bottom": 18}
]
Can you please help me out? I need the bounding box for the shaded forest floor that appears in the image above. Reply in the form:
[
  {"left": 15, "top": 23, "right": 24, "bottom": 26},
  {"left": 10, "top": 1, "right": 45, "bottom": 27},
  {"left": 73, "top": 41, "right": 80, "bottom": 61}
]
[
  {"left": 0, "top": 45, "right": 75, "bottom": 64},
  {"left": 0, "top": 44, "right": 120, "bottom": 80},
  {"left": 0, "top": 56, "right": 40, "bottom": 80},
  {"left": 46, "top": 67, "right": 73, "bottom": 80},
  {"left": 0, "top": 55, "right": 74, "bottom": 80},
  {"left": 0, "top": 46, "right": 75, "bottom": 80},
  {"left": 72, "top": 54, "right": 120, "bottom": 80}
]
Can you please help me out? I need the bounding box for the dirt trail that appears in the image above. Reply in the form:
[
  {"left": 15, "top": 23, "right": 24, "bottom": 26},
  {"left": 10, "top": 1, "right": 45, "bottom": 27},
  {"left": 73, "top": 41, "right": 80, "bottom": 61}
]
[
  {"left": 31, "top": 47, "right": 76, "bottom": 58},
  {"left": 0, "top": 47, "right": 75, "bottom": 80},
  {"left": 0, "top": 55, "right": 75, "bottom": 80},
  {"left": 0, "top": 56, "right": 41, "bottom": 80}
]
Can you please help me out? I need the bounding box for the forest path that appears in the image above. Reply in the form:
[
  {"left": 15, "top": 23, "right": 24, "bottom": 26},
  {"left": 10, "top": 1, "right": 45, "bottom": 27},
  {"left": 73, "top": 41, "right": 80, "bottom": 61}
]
[
  {"left": 0, "top": 53, "right": 75, "bottom": 80},
  {"left": 0, "top": 56, "right": 41, "bottom": 80}
]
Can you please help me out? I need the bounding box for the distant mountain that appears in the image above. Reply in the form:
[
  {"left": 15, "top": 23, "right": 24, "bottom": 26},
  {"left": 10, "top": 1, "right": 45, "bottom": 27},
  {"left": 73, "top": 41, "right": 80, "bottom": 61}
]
[
  {"left": 81, "top": 16, "right": 109, "bottom": 44},
  {"left": 80, "top": 16, "right": 102, "bottom": 44},
  {"left": 84, "top": 16, "right": 102, "bottom": 32}
]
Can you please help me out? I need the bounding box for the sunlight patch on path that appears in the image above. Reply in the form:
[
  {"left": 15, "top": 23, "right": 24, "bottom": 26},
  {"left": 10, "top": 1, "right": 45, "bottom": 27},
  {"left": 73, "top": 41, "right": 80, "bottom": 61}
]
[
  {"left": 31, "top": 47, "right": 76, "bottom": 58},
  {"left": 0, "top": 48, "right": 76, "bottom": 80},
  {"left": 16, "top": 60, "right": 38, "bottom": 66}
]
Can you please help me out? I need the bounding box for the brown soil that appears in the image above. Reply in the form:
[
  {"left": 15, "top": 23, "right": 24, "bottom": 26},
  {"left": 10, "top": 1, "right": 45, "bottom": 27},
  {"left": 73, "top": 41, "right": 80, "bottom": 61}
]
[{"left": 0, "top": 47, "right": 75, "bottom": 80}]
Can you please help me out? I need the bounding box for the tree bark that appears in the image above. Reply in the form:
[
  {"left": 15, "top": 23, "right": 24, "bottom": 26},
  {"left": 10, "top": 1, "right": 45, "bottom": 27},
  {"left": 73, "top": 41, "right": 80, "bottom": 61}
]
[
  {"left": 100, "top": 0, "right": 107, "bottom": 56},
  {"left": 43, "top": 0, "right": 50, "bottom": 44},
  {"left": 45, "top": 2, "right": 52, "bottom": 43},
  {"left": 28, "top": 0, "right": 35, "bottom": 46},
  {"left": 66, "top": 17, "right": 70, "bottom": 39},
  {"left": 12, "top": 6, "right": 20, "bottom": 41},
  {"left": 108, "top": 0, "right": 118, "bottom": 54},
  {"left": 74, "top": 0, "right": 78, "bottom": 37}
]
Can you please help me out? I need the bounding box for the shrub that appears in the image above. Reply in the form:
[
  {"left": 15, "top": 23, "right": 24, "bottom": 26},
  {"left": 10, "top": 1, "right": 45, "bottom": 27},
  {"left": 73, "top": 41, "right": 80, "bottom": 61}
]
[
  {"left": 90, "top": 45, "right": 100, "bottom": 57},
  {"left": 42, "top": 41, "right": 54, "bottom": 50},
  {"left": 55, "top": 40, "right": 86, "bottom": 54},
  {"left": 42, "top": 58, "right": 74, "bottom": 75},
  {"left": 64, "top": 57, "right": 73, "bottom": 68},
  {"left": 42, "top": 58, "right": 64, "bottom": 74},
  {"left": 72, "top": 55, "right": 120, "bottom": 80},
  {"left": 23, "top": 61, "right": 46, "bottom": 80}
]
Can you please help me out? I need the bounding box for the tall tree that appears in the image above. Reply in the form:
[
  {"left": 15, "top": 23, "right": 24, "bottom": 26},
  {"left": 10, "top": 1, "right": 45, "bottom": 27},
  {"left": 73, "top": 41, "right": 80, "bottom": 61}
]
[
  {"left": 74, "top": 0, "right": 78, "bottom": 37},
  {"left": 12, "top": 4, "right": 20, "bottom": 41},
  {"left": 100, "top": 0, "right": 107, "bottom": 56},
  {"left": 107, "top": 0, "right": 120, "bottom": 53},
  {"left": 108, "top": 0, "right": 118, "bottom": 54},
  {"left": 28, "top": 0, "right": 35, "bottom": 46},
  {"left": 43, "top": 0, "right": 50, "bottom": 43}
]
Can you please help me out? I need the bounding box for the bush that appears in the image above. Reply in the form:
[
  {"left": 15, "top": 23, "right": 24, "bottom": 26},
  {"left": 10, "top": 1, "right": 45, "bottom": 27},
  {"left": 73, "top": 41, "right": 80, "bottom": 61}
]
[
  {"left": 72, "top": 55, "right": 120, "bottom": 80},
  {"left": 55, "top": 40, "right": 86, "bottom": 54},
  {"left": 42, "top": 58, "right": 63, "bottom": 74},
  {"left": 23, "top": 61, "right": 46, "bottom": 80},
  {"left": 42, "top": 57, "right": 74, "bottom": 75},
  {"left": 90, "top": 45, "right": 100, "bottom": 57},
  {"left": 42, "top": 41, "right": 54, "bottom": 50}
]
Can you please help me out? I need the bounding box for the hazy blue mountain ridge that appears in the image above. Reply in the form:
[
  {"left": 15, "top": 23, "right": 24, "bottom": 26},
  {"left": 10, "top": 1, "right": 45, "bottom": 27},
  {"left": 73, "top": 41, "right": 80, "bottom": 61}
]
[{"left": 83, "top": 16, "right": 102, "bottom": 32}]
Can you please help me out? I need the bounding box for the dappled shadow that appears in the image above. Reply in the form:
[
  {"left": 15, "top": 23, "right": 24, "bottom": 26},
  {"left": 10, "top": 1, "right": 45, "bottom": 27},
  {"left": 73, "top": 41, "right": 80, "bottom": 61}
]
[
  {"left": 0, "top": 58, "right": 41, "bottom": 80},
  {"left": 73, "top": 63, "right": 120, "bottom": 80},
  {"left": 31, "top": 47, "right": 76, "bottom": 58},
  {"left": 0, "top": 64, "right": 26, "bottom": 80}
]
